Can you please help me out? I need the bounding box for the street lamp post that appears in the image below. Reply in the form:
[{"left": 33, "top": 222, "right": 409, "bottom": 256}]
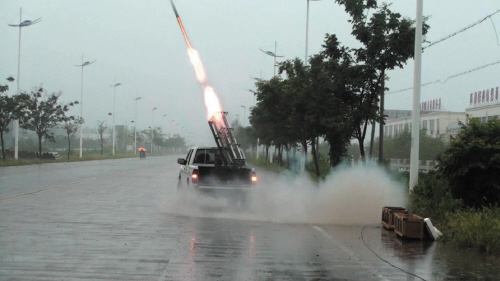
[
  {"left": 8, "top": 8, "right": 41, "bottom": 159},
  {"left": 241, "top": 105, "right": 246, "bottom": 127},
  {"left": 134, "top": 97, "right": 142, "bottom": 154},
  {"left": 170, "top": 120, "right": 174, "bottom": 138},
  {"left": 305, "top": 0, "right": 322, "bottom": 65},
  {"left": 75, "top": 56, "right": 96, "bottom": 158},
  {"left": 162, "top": 114, "right": 168, "bottom": 134},
  {"left": 410, "top": 0, "right": 424, "bottom": 191},
  {"left": 259, "top": 42, "right": 284, "bottom": 77},
  {"left": 305, "top": 0, "right": 322, "bottom": 154},
  {"left": 151, "top": 107, "right": 157, "bottom": 153},
  {"left": 111, "top": 81, "right": 122, "bottom": 156}
]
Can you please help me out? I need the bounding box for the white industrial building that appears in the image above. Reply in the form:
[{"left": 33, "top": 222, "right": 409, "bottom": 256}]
[{"left": 384, "top": 109, "right": 466, "bottom": 142}]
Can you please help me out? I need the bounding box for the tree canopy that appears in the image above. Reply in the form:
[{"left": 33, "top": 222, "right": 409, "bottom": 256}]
[
  {"left": 438, "top": 119, "right": 500, "bottom": 208},
  {"left": 19, "top": 88, "right": 75, "bottom": 155}
]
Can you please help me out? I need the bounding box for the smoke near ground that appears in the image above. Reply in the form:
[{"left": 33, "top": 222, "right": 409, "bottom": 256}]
[{"left": 162, "top": 164, "right": 406, "bottom": 225}]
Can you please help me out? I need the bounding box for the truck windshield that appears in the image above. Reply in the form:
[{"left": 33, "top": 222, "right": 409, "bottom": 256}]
[{"left": 193, "top": 149, "right": 217, "bottom": 165}]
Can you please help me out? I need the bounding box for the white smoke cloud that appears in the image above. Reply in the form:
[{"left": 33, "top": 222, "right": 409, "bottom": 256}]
[{"left": 162, "top": 164, "right": 407, "bottom": 225}]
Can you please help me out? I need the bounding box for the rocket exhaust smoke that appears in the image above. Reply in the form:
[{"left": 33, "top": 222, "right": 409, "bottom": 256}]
[
  {"left": 170, "top": 0, "right": 222, "bottom": 119},
  {"left": 162, "top": 164, "right": 407, "bottom": 225}
]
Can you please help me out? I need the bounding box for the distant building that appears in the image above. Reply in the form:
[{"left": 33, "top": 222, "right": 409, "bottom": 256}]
[
  {"left": 384, "top": 109, "right": 466, "bottom": 142},
  {"left": 385, "top": 109, "right": 412, "bottom": 120},
  {"left": 466, "top": 85, "right": 500, "bottom": 122}
]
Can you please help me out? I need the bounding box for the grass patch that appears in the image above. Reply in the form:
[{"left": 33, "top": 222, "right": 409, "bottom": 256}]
[
  {"left": 247, "top": 157, "right": 285, "bottom": 173},
  {"left": 247, "top": 154, "right": 331, "bottom": 183},
  {"left": 408, "top": 171, "right": 500, "bottom": 255},
  {"left": 443, "top": 207, "right": 500, "bottom": 254}
]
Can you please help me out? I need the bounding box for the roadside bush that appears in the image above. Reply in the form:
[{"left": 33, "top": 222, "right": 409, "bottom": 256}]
[
  {"left": 408, "top": 171, "right": 462, "bottom": 226},
  {"left": 445, "top": 206, "right": 500, "bottom": 254},
  {"left": 306, "top": 153, "right": 330, "bottom": 181},
  {"left": 438, "top": 119, "right": 500, "bottom": 208}
]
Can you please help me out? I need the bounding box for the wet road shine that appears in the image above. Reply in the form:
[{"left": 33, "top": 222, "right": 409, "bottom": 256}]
[{"left": 1, "top": 156, "right": 498, "bottom": 280}]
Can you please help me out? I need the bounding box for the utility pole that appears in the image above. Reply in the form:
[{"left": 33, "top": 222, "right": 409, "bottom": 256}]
[
  {"left": 151, "top": 107, "right": 157, "bottom": 153},
  {"left": 8, "top": 8, "right": 41, "bottom": 159},
  {"left": 410, "top": 0, "right": 423, "bottom": 192},
  {"left": 134, "top": 96, "right": 142, "bottom": 154},
  {"left": 76, "top": 56, "right": 95, "bottom": 158}
]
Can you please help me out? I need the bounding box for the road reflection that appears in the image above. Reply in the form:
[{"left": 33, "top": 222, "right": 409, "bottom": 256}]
[{"left": 380, "top": 227, "right": 500, "bottom": 280}]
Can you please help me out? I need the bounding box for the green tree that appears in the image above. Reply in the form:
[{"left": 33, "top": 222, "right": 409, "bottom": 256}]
[
  {"left": 96, "top": 121, "right": 108, "bottom": 155},
  {"left": 250, "top": 77, "right": 294, "bottom": 165},
  {"left": 0, "top": 86, "right": 28, "bottom": 160},
  {"left": 371, "top": 128, "right": 446, "bottom": 161},
  {"left": 234, "top": 126, "right": 257, "bottom": 152},
  {"left": 62, "top": 117, "right": 84, "bottom": 159},
  {"left": 19, "top": 88, "right": 76, "bottom": 156},
  {"left": 320, "top": 34, "right": 379, "bottom": 162},
  {"left": 279, "top": 58, "right": 324, "bottom": 174},
  {"left": 334, "top": 0, "right": 429, "bottom": 162},
  {"left": 165, "top": 135, "right": 186, "bottom": 153},
  {"left": 438, "top": 119, "right": 500, "bottom": 208},
  {"left": 152, "top": 127, "right": 165, "bottom": 151}
]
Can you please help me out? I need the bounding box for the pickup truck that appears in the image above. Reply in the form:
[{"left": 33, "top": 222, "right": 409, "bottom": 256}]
[{"left": 177, "top": 146, "right": 257, "bottom": 190}]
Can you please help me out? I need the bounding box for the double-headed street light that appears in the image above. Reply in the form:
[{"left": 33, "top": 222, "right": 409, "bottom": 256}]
[
  {"left": 259, "top": 42, "right": 284, "bottom": 77},
  {"left": 111, "top": 81, "right": 122, "bottom": 156},
  {"left": 75, "top": 57, "right": 96, "bottom": 158},
  {"left": 151, "top": 107, "right": 157, "bottom": 152},
  {"left": 133, "top": 97, "right": 142, "bottom": 154},
  {"left": 8, "top": 8, "right": 41, "bottom": 159}
]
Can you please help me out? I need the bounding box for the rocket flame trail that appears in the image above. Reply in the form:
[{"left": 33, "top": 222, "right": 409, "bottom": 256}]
[
  {"left": 187, "top": 48, "right": 206, "bottom": 83},
  {"left": 171, "top": 0, "right": 222, "bottom": 119}
]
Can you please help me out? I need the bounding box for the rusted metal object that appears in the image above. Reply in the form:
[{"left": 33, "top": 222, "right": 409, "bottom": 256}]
[
  {"left": 381, "top": 206, "right": 408, "bottom": 230},
  {"left": 394, "top": 214, "right": 424, "bottom": 239}
]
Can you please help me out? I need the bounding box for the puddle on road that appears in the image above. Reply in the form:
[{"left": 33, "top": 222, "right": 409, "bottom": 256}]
[{"left": 378, "top": 227, "right": 500, "bottom": 280}]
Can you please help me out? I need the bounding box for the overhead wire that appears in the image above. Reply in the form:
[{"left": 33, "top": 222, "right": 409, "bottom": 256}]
[
  {"left": 489, "top": 17, "right": 500, "bottom": 46},
  {"left": 387, "top": 10, "right": 500, "bottom": 95},
  {"left": 422, "top": 9, "right": 500, "bottom": 50},
  {"left": 387, "top": 59, "right": 500, "bottom": 94}
]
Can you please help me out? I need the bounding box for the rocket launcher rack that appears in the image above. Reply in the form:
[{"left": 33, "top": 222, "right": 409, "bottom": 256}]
[{"left": 208, "top": 112, "right": 246, "bottom": 168}]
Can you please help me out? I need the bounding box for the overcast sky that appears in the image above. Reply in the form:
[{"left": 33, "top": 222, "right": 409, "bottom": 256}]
[{"left": 1, "top": 0, "right": 499, "bottom": 144}]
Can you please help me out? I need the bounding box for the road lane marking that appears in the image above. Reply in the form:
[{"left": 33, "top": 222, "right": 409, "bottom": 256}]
[
  {"left": 312, "top": 225, "right": 390, "bottom": 281},
  {"left": 0, "top": 169, "right": 143, "bottom": 201}
]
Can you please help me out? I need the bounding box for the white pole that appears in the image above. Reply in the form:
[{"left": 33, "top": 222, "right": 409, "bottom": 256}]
[
  {"left": 79, "top": 55, "right": 84, "bottom": 158},
  {"left": 134, "top": 99, "right": 138, "bottom": 154},
  {"left": 151, "top": 111, "right": 154, "bottom": 153},
  {"left": 410, "top": 0, "right": 423, "bottom": 192},
  {"left": 14, "top": 8, "right": 22, "bottom": 160},
  {"left": 274, "top": 41, "right": 277, "bottom": 77},
  {"left": 305, "top": 0, "right": 310, "bottom": 65},
  {"left": 112, "top": 84, "right": 116, "bottom": 156}
]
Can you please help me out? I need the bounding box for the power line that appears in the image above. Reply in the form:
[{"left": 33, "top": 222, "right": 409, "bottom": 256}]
[
  {"left": 423, "top": 9, "right": 500, "bottom": 50},
  {"left": 387, "top": 59, "right": 500, "bottom": 95},
  {"left": 489, "top": 17, "right": 500, "bottom": 46}
]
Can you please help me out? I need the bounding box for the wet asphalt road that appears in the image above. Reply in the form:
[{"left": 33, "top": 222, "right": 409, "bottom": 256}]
[{"left": 1, "top": 156, "right": 499, "bottom": 281}]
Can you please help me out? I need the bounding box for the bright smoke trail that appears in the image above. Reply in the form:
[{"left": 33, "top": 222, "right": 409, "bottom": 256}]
[{"left": 170, "top": 0, "right": 222, "bottom": 120}]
